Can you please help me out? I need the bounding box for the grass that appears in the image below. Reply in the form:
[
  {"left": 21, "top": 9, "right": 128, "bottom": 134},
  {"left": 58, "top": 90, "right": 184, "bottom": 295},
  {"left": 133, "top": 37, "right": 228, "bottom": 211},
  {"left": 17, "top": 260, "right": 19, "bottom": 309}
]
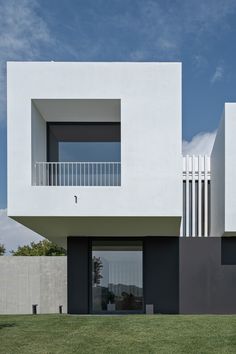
[{"left": 0, "top": 315, "right": 236, "bottom": 354}]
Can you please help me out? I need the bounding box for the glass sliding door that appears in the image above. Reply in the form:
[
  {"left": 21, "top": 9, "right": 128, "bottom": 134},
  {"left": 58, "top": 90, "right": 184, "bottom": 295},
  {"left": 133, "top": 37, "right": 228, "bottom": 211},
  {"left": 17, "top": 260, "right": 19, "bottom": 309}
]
[{"left": 91, "top": 240, "right": 143, "bottom": 313}]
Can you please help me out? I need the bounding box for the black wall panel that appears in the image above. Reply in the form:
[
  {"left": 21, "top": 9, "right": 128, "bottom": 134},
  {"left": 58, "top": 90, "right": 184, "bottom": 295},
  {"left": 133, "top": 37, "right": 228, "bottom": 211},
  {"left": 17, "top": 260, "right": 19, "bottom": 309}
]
[
  {"left": 67, "top": 237, "right": 89, "bottom": 314},
  {"left": 144, "top": 237, "right": 179, "bottom": 314},
  {"left": 221, "top": 237, "right": 236, "bottom": 265}
]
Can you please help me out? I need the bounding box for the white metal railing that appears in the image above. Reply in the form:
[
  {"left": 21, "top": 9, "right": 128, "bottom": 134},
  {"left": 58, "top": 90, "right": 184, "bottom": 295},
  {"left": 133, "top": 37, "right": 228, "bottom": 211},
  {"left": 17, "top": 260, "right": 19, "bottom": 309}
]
[{"left": 34, "top": 162, "right": 121, "bottom": 186}]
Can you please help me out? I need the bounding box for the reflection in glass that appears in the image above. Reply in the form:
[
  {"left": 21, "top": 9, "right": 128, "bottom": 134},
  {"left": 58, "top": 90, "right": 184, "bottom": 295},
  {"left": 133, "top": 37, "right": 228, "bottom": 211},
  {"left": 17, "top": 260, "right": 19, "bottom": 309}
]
[
  {"left": 92, "top": 241, "right": 143, "bottom": 313},
  {"left": 59, "top": 142, "right": 121, "bottom": 162}
]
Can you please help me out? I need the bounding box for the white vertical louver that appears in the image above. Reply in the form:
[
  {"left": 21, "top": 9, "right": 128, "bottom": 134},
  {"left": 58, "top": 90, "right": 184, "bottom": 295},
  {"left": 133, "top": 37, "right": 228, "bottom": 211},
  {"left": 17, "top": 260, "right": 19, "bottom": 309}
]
[{"left": 182, "top": 155, "right": 211, "bottom": 237}]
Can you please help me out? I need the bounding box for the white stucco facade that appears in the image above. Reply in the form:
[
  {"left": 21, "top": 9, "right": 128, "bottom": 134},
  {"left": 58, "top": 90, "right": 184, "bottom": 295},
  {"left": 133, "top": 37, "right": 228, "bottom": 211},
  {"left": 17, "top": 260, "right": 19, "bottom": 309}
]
[
  {"left": 211, "top": 103, "right": 236, "bottom": 236},
  {"left": 7, "top": 62, "right": 182, "bottom": 241},
  {"left": 7, "top": 61, "right": 236, "bottom": 241}
]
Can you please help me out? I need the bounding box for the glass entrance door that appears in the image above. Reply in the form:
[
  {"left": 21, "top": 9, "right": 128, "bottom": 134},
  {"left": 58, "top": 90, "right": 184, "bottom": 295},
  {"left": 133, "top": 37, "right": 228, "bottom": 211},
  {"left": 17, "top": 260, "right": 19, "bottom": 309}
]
[{"left": 91, "top": 240, "right": 143, "bottom": 313}]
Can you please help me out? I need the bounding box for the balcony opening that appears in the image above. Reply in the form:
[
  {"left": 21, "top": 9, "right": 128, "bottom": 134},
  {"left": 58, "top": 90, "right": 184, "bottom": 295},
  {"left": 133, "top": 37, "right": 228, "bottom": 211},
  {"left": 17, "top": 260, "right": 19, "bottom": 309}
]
[
  {"left": 32, "top": 99, "right": 121, "bottom": 186},
  {"left": 47, "top": 122, "right": 121, "bottom": 186}
]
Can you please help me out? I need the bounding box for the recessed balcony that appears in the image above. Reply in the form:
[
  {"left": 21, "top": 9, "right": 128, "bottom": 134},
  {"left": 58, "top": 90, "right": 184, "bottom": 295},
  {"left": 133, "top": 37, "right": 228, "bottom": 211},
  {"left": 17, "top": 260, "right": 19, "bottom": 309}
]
[{"left": 32, "top": 100, "right": 121, "bottom": 187}]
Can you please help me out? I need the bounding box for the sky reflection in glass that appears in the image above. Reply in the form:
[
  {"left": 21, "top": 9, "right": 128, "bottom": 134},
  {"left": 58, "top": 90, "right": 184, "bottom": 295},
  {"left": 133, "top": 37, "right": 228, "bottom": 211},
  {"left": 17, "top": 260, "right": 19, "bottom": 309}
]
[{"left": 59, "top": 142, "right": 121, "bottom": 162}]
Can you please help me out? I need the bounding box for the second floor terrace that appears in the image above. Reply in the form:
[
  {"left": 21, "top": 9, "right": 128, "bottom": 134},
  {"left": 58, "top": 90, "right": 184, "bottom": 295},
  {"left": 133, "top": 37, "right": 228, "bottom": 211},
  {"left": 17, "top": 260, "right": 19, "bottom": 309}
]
[{"left": 32, "top": 99, "right": 121, "bottom": 187}]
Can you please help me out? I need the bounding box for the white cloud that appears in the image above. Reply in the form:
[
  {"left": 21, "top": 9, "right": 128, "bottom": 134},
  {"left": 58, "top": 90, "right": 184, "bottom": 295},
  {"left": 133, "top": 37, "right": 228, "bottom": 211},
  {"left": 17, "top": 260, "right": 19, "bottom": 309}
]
[
  {"left": 0, "top": 0, "right": 53, "bottom": 58},
  {"left": 0, "top": 0, "right": 54, "bottom": 121},
  {"left": 211, "top": 66, "right": 224, "bottom": 84},
  {"left": 182, "top": 131, "right": 216, "bottom": 156},
  {"left": 0, "top": 209, "right": 44, "bottom": 254},
  {"left": 129, "top": 50, "right": 148, "bottom": 61},
  {"left": 110, "top": 0, "right": 236, "bottom": 60},
  {"left": 193, "top": 54, "right": 208, "bottom": 72},
  {"left": 182, "top": 0, "right": 236, "bottom": 34}
]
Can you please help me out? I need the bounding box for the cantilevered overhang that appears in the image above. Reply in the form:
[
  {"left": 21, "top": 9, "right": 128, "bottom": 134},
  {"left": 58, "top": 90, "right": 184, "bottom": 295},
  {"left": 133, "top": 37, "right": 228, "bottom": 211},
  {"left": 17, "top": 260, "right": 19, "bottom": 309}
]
[{"left": 12, "top": 216, "right": 181, "bottom": 248}]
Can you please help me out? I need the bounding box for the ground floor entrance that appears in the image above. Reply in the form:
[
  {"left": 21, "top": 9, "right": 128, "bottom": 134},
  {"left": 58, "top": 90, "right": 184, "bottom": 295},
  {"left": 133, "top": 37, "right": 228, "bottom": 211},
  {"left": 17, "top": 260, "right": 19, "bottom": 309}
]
[
  {"left": 67, "top": 237, "right": 179, "bottom": 314},
  {"left": 91, "top": 240, "right": 143, "bottom": 313}
]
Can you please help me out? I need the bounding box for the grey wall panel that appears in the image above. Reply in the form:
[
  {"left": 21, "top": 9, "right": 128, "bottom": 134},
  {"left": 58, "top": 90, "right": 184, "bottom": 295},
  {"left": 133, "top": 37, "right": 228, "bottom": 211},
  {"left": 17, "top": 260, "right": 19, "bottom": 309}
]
[
  {"left": 0, "top": 257, "right": 67, "bottom": 314},
  {"left": 180, "top": 238, "right": 236, "bottom": 314},
  {"left": 144, "top": 237, "right": 179, "bottom": 314},
  {"left": 67, "top": 237, "right": 89, "bottom": 314},
  {"left": 39, "top": 257, "right": 67, "bottom": 313}
]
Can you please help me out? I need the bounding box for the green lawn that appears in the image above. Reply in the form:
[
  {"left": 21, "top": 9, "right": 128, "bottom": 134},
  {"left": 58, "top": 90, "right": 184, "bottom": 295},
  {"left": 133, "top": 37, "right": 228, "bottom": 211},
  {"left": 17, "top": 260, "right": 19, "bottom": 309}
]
[{"left": 0, "top": 315, "right": 236, "bottom": 354}]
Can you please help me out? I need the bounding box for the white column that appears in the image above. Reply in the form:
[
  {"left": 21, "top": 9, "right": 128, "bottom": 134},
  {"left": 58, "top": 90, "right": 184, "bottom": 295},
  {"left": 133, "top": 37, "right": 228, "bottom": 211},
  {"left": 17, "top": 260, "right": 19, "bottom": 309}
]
[
  {"left": 204, "top": 155, "right": 208, "bottom": 237},
  {"left": 186, "top": 155, "right": 189, "bottom": 237},
  {"left": 192, "top": 155, "right": 196, "bottom": 237}
]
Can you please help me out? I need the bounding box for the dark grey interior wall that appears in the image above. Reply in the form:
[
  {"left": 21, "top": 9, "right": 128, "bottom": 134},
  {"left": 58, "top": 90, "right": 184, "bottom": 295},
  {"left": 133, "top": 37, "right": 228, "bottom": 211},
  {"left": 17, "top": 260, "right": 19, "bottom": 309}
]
[
  {"left": 47, "top": 129, "right": 58, "bottom": 162},
  {"left": 144, "top": 237, "right": 179, "bottom": 314},
  {"left": 67, "top": 237, "right": 89, "bottom": 314},
  {"left": 180, "top": 238, "right": 236, "bottom": 314}
]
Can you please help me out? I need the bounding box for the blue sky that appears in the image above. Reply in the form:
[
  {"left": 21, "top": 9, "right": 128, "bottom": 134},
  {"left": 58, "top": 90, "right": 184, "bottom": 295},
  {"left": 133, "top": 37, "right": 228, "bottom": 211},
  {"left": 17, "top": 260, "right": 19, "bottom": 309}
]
[{"left": 1, "top": 0, "right": 236, "bottom": 249}]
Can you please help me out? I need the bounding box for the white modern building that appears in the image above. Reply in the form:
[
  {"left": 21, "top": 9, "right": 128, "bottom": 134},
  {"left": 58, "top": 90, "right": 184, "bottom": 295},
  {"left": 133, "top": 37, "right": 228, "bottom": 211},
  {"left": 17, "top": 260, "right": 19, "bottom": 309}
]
[{"left": 7, "top": 62, "right": 236, "bottom": 314}]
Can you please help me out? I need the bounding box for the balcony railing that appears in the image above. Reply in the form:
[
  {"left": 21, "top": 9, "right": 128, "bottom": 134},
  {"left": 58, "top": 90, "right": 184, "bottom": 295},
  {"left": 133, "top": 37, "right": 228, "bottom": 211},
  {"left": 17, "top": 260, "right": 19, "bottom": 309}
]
[{"left": 34, "top": 162, "right": 121, "bottom": 186}]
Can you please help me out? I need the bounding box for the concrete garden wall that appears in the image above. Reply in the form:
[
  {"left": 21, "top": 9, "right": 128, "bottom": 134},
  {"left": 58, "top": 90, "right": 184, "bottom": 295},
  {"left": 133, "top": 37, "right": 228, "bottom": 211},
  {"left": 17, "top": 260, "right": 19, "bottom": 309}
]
[{"left": 0, "top": 256, "right": 67, "bottom": 314}]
